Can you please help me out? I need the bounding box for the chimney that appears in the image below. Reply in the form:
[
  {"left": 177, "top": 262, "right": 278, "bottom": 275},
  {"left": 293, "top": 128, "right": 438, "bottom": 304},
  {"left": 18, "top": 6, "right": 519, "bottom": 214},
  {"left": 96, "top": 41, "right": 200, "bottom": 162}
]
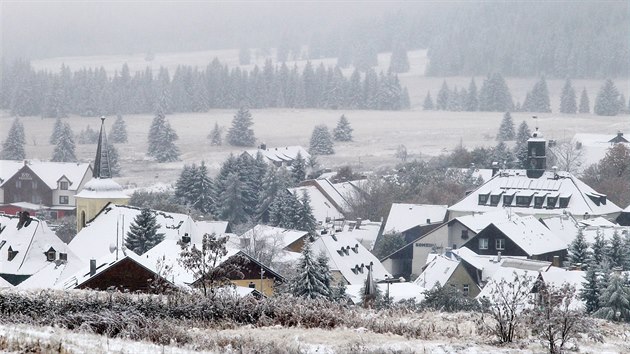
[
  {"left": 89, "top": 259, "right": 96, "bottom": 276},
  {"left": 426, "top": 218, "right": 431, "bottom": 225},
  {"left": 181, "top": 233, "right": 191, "bottom": 244},
  {"left": 552, "top": 256, "right": 560, "bottom": 267},
  {"left": 491, "top": 161, "right": 499, "bottom": 176},
  {"left": 259, "top": 143, "right": 267, "bottom": 150},
  {"left": 618, "top": 131, "right": 624, "bottom": 139},
  {"left": 356, "top": 218, "right": 362, "bottom": 229}
]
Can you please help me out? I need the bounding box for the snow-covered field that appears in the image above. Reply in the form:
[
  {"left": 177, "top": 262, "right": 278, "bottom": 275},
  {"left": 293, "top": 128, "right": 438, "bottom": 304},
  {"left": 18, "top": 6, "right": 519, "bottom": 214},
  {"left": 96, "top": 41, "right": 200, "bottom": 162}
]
[{"left": 6, "top": 48, "right": 629, "bottom": 187}]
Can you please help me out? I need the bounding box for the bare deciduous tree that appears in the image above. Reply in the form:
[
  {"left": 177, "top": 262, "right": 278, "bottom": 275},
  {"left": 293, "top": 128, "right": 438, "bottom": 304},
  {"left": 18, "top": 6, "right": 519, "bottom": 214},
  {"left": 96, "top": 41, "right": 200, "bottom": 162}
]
[{"left": 548, "top": 140, "right": 584, "bottom": 174}]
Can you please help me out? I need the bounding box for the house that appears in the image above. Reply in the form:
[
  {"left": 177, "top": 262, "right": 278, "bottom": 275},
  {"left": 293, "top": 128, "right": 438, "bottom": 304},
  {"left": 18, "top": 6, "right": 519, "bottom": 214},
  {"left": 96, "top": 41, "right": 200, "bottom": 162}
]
[
  {"left": 0, "top": 159, "right": 92, "bottom": 219},
  {"left": 290, "top": 179, "right": 347, "bottom": 224},
  {"left": 244, "top": 145, "right": 310, "bottom": 168},
  {"left": 345, "top": 282, "right": 425, "bottom": 305},
  {"left": 414, "top": 253, "right": 481, "bottom": 298},
  {"left": 476, "top": 267, "right": 541, "bottom": 301},
  {"left": 618, "top": 204, "right": 630, "bottom": 226},
  {"left": 0, "top": 214, "right": 79, "bottom": 286},
  {"left": 239, "top": 224, "right": 310, "bottom": 254},
  {"left": 382, "top": 203, "right": 448, "bottom": 243},
  {"left": 541, "top": 213, "right": 630, "bottom": 251},
  {"left": 465, "top": 215, "right": 568, "bottom": 264},
  {"left": 449, "top": 129, "right": 622, "bottom": 221},
  {"left": 142, "top": 236, "right": 284, "bottom": 297},
  {"left": 322, "top": 218, "right": 382, "bottom": 251},
  {"left": 309, "top": 232, "right": 391, "bottom": 285},
  {"left": 572, "top": 132, "right": 630, "bottom": 167}
]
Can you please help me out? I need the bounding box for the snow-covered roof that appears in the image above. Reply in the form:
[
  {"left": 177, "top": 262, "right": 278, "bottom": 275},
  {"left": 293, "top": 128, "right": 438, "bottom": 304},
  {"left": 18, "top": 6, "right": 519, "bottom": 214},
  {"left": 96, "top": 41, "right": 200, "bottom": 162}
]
[
  {"left": 539, "top": 268, "right": 585, "bottom": 293},
  {"left": 310, "top": 233, "right": 390, "bottom": 285},
  {"left": 0, "top": 160, "right": 91, "bottom": 191},
  {"left": 196, "top": 220, "right": 230, "bottom": 235},
  {"left": 68, "top": 204, "right": 192, "bottom": 262},
  {"left": 414, "top": 255, "right": 459, "bottom": 289},
  {"left": 625, "top": 204, "right": 630, "bottom": 213},
  {"left": 245, "top": 146, "right": 310, "bottom": 164},
  {"left": 16, "top": 252, "right": 84, "bottom": 290},
  {"left": 449, "top": 168, "right": 494, "bottom": 183},
  {"left": 449, "top": 169, "right": 621, "bottom": 219},
  {"left": 579, "top": 217, "right": 617, "bottom": 228},
  {"left": 290, "top": 185, "right": 345, "bottom": 223},
  {"left": 75, "top": 178, "right": 129, "bottom": 199},
  {"left": 384, "top": 204, "right": 448, "bottom": 234},
  {"left": 0, "top": 215, "right": 77, "bottom": 278},
  {"left": 476, "top": 267, "right": 539, "bottom": 300},
  {"left": 541, "top": 214, "right": 630, "bottom": 246},
  {"left": 329, "top": 219, "right": 381, "bottom": 251},
  {"left": 0, "top": 275, "right": 13, "bottom": 288},
  {"left": 453, "top": 210, "right": 514, "bottom": 233},
  {"left": 452, "top": 247, "right": 550, "bottom": 283},
  {"left": 7, "top": 202, "right": 50, "bottom": 211},
  {"left": 572, "top": 133, "right": 630, "bottom": 167},
  {"left": 240, "top": 225, "right": 309, "bottom": 250},
  {"left": 332, "top": 179, "right": 366, "bottom": 202},
  {"left": 346, "top": 282, "right": 425, "bottom": 304},
  {"left": 486, "top": 215, "right": 568, "bottom": 255}
]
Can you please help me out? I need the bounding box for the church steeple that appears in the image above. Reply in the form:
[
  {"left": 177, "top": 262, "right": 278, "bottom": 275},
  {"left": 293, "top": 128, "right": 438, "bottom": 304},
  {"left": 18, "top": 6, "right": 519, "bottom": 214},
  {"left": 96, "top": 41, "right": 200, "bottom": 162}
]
[
  {"left": 526, "top": 127, "right": 547, "bottom": 178},
  {"left": 93, "top": 116, "right": 111, "bottom": 179}
]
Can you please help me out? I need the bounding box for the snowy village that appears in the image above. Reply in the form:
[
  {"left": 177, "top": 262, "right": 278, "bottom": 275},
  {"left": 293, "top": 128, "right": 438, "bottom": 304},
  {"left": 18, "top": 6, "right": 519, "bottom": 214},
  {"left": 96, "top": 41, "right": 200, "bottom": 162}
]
[{"left": 1, "top": 2, "right": 629, "bottom": 353}]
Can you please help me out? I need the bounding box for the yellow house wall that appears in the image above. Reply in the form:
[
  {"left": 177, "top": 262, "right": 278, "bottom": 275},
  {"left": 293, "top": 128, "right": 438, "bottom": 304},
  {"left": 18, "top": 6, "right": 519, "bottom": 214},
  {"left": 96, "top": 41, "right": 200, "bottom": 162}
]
[
  {"left": 76, "top": 198, "right": 129, "bottom": 232},
  {"left": 447, "top": 264, "right": 481, "bottom": 298},
  {"left": 232, "top": 278, "right": 276, "bottom": 297}
]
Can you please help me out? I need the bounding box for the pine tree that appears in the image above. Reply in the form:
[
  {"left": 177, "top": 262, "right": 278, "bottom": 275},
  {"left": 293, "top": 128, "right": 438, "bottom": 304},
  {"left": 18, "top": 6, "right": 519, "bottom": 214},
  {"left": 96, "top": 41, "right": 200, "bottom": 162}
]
[
  {"left": 107, "top": 142, "right": 121, "bottom": 177},
  {"left": 594, "top": 273, "right": 630, "bottom": 322},
  {"left": 147, "top": 113, "right": 179, "bottom": 162},
  {"left": 513, "top": 121, "right": 532, "bottom": 168},
  {"left": 125, "top": 208, "right": 165, "bottom": 255},
  {"left": 1, "top": 117, "right": 26, "bottom": 160},
  {"left": 227, "top": 107, "right": 256, "bottom": 146},
  {"left": 522, "top": 76, "right": 551, "bottom": 113},
  {"left": 175, "top": 164, "right": 197, "bottom": 205},
  {"left": 478, "top": 73, "right": 513, "bottom": 112},
  {"left": 465, "top": 78, "right": 478, "bottom": 111},
  {"left": 594, "top": 79, "right": 621, "bottom": 116},
  {"left": 388, "top": 42, "right": 410, "bottom": 73},
  {"left": 296, "top": 191, "right": 317, "bottom": 234},
  {"left": 592, "top": 231, "right": 608, "bottom": 265},
  {"left": 51, "top": 122, "right": 76, "bottom": 162},
  {"left": 309, "top": 125, "right": 334, "bottom": 155},
  {"left": 496, "top": 112, "right": 515, "bottom": 141},
  {"left": 208, "top": 122, "right": 222, "bottom": 146},
  {"left": 77, "top": 125, "right": 98, "bottom": 144},
  {"left": 608, "top": 230, "right": 627, "bottom": 269},
  {"left": 291, "top": 241, "right": 331, "bottom": 300},
  {"left": 333, "top": 114, "right": 353, "bottom": 142},
  {"left": 190, "top": 161, "right": 215, "bottom": 215},
  {"left": 492, "top": 141, "right": 514, "bottom": 167},
  {"left": 436, "top": 81, "right": 450, "bottom": 110},
  {"left": 423, "top": 91, "right": 434, "bottom": 110},
  {"left": 578, "top": 88, "right": 590, "bottom": 113},
  {"left": 49, "top": 117, "right": 64, "bottom": 145},
  {"left": 291, "top": 152, "right": 306, "bottom": 184},
  {"left": 559, "top": 79, "right": 577, "bottom": 114},
  {"left": 218, "top": 172, "right": 248, "bottom": 225},
  {"left": 619, "top": 94, "right": 628, "bottom": 114},
  {"left": 109, "top": 114, "right": 128, "bottom": 143},
  {"left": 316, "top": 251, "right": 333, "bottom": 300},
  {"left": 569, "top": 229, "right": 591, "bottom": 267},
  {"left": 580, "top": 263, "right": 600, "bottom": 313}
]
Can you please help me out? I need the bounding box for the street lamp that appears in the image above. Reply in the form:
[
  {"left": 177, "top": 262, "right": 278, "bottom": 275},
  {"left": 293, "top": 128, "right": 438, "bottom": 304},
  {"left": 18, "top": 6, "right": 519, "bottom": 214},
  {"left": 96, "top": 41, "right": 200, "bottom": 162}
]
[{"left": 378, "top": 275, "right": 406, "bottom": 306}]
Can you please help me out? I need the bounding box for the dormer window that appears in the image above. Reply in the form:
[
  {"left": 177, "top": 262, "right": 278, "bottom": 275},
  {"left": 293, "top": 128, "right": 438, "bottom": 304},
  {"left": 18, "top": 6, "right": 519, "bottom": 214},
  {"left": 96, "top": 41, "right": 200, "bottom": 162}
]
[
  {"left": 59, "top": 253, "right": 67, "bottom": 261},
  {"left": 478, "top": 193, "right": 490, "bottom": 205},
  {"left": 515, "top": 196, "right": 532, "bottom": 207},
  {"left": 559, "top": 195, "right": 571, "bottom": 208},
  {"left": 45, "top": 247, "right": 56, "bottom": 261},
  {"left": 343, "top": 246, "right": 350, "bottom": 256},
  {"left": 59, "top": 181, "right": 69, "bottom": 190},
  {"left": 490, "top": 193, "right": 502, "bottom": 206},
  {"left": 534, "top": 196, "right": 546, "bottom": 209},
  {"left": 503, "top": 192, "right": 515, "bottom": 206},
  {"left": 7, "top": 246, "right": 18, "bottom": 261},
  {"left": 351, "top": 244, "right": 359, "bottom": 253},
  {"left": 547, "top": 196, "right": 558, "bottom": 208}
]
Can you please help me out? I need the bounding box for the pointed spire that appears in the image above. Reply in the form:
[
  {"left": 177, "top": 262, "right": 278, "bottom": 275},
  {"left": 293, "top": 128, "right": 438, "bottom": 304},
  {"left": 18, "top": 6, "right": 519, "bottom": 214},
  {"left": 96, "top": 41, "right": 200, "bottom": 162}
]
[{"left": 93, "top": 116, "right": 112, "bottom": 179}]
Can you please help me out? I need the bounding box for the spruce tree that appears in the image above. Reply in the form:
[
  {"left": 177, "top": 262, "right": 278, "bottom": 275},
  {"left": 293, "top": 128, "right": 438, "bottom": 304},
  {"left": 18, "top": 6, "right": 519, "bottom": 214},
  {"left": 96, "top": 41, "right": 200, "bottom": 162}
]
[
  {"left": 291, "top": 152, "right": 306, "bottom": 184},
  {"left": 107, "top": 142, "right": 121, "bottom": 177},
  {"left": 594, "top": 273, "right": 630, "bottom": 322},
  {"left": 594, "top": 79, "right": 621, "bottom": 116},
  {"left": 465, "top": 78, "right": 478, "bottom": 111},
  {"left": 436, "top": 81, "right": 450, "bottom": 110},
  {"left": 227, "top": 107, "right": 256, "bottom": 147},
  {"left": 316, "top": 251, "right": 333, "bottom": 300},
  {"left": 190, "top": 161, "right": 215, "bottom": 215},
  {"left": 522, "top": 76, "right": 551, "bottom": 113},
  {"left": 49, "top": 117, "right": 64, "bottom": 145},
  {"left": 296, "top": 191, "right": 317, "bottom": 234},
  {"left": 619, "top": 94, "right": 628, "bottom": 114},
  {"left": 388, "top": 42, "right": 410, "bottom": 73},
  {"left": 608, "top": 230, "right": 627, "bottom": 269},
  {"left": 109, "top": 114, "right": 128, "bottom": 143},
  {"left": 578, "top": 88, "right": 590, "bottom": 113},
  {"left": 423, "top": 91, "right": 434, "bottom": 110},
  {"left": 291, "top": 241, "right": 331, "bottom": 300},
  {"left": 592, "top": 231, "right": 608, "bottom": 264},
  {"left": 77, "top": 125, "right": 98, "bottom": 144},
  {"left": 333, "top": 114, "right": 353, "bottom": 142},
  {"left": 218, "top": 172, "right": 248, "bottom": 225},
  {"left": 559, "top": 79, "right": 577, "bottom": 114},
  {"left": 309, "top": 125, "right": 334, "bottom": 155},
  {"left": 478, "top": 73, "right": 513, "bottom": 112},
  {"left": 513, "top": 121, "right": 531, "bottom": 168},
  {"left": 125, "top": 208, "right": 165, "bottom": 255},
  {"left": 492, "top": 141, "right": 514, "bottom": 167},
  {"left": 51, "top": 122, "right": 76, "bottom": 162},
  {"left": 569, "top": 229, "right": 591, "bottom": 267},
  {"left": 496, "top": 112, "right": 515, "bottom": 141},
  {"left": 208, "top": 122, "right": 222, "bottom": 146},
  {"left": 1, "top": 117, "right": 26, "bottom": 160},
  {"left": 175, "top": 164, "right": 197, "bottom": 205},
  {"left": 580, "top": 263, "right": 600, "bottom": 313},
  {"left": 147, "top": 113, "right": 180, "bottom": 162}
]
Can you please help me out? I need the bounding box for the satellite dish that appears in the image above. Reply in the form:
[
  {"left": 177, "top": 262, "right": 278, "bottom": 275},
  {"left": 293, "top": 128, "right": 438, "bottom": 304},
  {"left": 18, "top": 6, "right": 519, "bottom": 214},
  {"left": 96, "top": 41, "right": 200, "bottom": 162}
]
[{"left": 109, "top": 243, "right": 117, "bottom": 253}]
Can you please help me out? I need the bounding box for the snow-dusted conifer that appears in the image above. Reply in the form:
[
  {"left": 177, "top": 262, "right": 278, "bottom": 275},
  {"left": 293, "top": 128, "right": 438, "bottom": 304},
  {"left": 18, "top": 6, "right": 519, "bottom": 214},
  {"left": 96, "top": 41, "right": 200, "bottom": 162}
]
[
  {"left": 227, "top": 107, "right": 256, "bottom": 147},
  {"left": 107, "top": 142, "right": 121, "bottom": 177},
  {"left": 592, "top": 231, "right": 608, "bottom": 264},
  {"left": 522, "top": 76, "right": 551, "bottom": 112},
  {"left": 388, "top": 42, "right": 410, "bottom": 73},
  {"left": 578, "top": 88, "right": 590, "bottom": 113},
  {"left": 569, "top": 229, "right": 591, "bottom": 267},
  {"left": 1, "top": 117, "right": 26, "bottom": 160},
  {"left": 423, "top": 91, "right": 434, "bottom": 110},
  {"left": 496, "top": 112, "right": 515, "bottom": 141},
  {"left": 316, "top": 251, "right": 333, "bottom": 300},
  {"left": 465, "top": 78, "right": 478, "bottom": 111},
  {"left": 333, "top": 114, "right": 353, "bottom": 142},
  {"left": 190, "top": 161, "right": 215, "bottom": 215},
  {"left": 291, "top": 152, "right": 306, "bottom": 184},
  {"left": 147, "top": 112, "right": 180, "bottom": 162},
  {"left": 478, "top": 73, "right": 513, "bottom": 112},
  {"left": 49, "top": 117, "right": 64, "bottom": 145},
  {"left": 608, "top": 230, "right": 627, "bottom": 269},
  {"left": 513, "top": 121, "right": 531, "bottom": 168},
  {"left": 218, "top": 172, "right": 248, "bottom": 225},
  {"left": 51, "top": 122, "right": 76, "bottom": 162},
  {"left": 594, "top": 273, "right": 630, "bottom": 322},
  {"left": 292, "top": 242, "right": 330, "bottom": 299},
  {"left": 208, "top": 122, "right": 222, "bottom": 146},
  {"left": 77, "top": 125, "right": 98, "bottom": 144},
  {"left": 309, "top": 125, "right": 334, "bottom": 155},
  {"left": 580, "top": 263, "right": 600, "bottom": 313},
  {"left": 594, "top": 79, "right": 621, "bottom": 116},
  {"left": 560, "top": 79, "right": 577, "bottom": 114},
  {"left": 296, "top": 191, "right": 317, "bottom": 234},
  {"left": 125, "top": 208, "right": 165, "bottom": 255},
  {"left": 109, "top": 114, "right": 128, "bottom": 143},
  {"left": 436, "top": 81, "right": 449, "bottom": 110}
]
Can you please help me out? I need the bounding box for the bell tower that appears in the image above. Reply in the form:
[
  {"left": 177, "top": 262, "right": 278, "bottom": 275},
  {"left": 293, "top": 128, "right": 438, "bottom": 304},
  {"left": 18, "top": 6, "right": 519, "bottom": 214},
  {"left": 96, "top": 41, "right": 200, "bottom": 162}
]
[
  {"left": 75, "top": 117, "right": 129, "bottom": 233},
  {"left": 526, "top": 127, "right": 547, "bottom": 178}
]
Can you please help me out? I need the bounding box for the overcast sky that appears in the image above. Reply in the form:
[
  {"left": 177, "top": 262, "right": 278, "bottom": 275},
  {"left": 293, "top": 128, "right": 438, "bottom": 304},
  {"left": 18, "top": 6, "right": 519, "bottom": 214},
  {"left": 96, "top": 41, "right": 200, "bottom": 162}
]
[{"left": 2, "top": 1, "right": 419, "bottom": 59}]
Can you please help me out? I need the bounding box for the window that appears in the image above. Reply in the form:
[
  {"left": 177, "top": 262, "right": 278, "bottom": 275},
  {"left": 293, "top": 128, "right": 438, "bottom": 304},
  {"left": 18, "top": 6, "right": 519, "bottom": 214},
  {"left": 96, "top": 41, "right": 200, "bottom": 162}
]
[
  {"left": 59, "top": 196, "right": 69, "bottom": 205},
  {"left": 515, "top": 196, "right": 531, "bottom": 207},
  {"left": 59, "top": 181, "right": 69, "bottom": 190},
  {"left": 15, "top": 180, "right": 21, "bottom": 188},
  {"left": 461, "top": 229, "right": 469, "bottom": 240},
  {"left": 495, "top": 238, "right": 505, "bottom": 250},
  {"left": 32, "top": 181, "right": 38, "bottom": 189},
  {"left": 547, "top": 197, "right": 557, "bottom": 208},
  {"left": 59, "top": 253, "right": 67, "bottom": 261},
  {"left": 479, "top": 238, "right": 489, "bottom": 250},
  {"left": 46, "top": 248, "right": 56, "bottom": 261},
  {"left": 7, "top": 246, "right": 18, "bottom": 261},
  {"left": 534, "top": 196, "right": 545, "bottom": 209},
  {"left": 503, "top": 194, "right": 514, "bottom": 206},
  {"left": 490, "top": 194, "right": 501, "bottom": 206},
  {"left": 463, "top": 284, "right": 470, "bottom": 297},
  {"left": 559, "top": 196, "right": 571, "bottom": 208},
  {"left": 478, "top": 194, "right": 489, "bottom": 205}
]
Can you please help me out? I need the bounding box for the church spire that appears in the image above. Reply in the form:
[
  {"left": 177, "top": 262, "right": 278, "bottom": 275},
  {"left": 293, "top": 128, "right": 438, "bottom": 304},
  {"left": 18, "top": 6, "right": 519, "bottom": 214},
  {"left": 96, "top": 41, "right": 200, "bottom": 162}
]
[{"left": 93, "top": 116, "right": 111, "bottom": 179}]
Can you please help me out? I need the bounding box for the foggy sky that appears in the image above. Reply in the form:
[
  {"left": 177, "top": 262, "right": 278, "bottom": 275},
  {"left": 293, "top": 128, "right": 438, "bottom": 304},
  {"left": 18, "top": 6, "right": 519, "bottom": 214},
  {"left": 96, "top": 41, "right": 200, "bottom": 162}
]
[{"left": 1, "top": 1, "right": 419, "bottom": 60}]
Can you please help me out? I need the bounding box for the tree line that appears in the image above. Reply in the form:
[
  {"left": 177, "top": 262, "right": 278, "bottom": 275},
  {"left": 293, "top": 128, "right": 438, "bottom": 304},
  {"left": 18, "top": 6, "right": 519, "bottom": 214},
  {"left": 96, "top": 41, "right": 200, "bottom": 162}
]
[{"left": 1, "top": 58, "right": 410, "bottom": 118}]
